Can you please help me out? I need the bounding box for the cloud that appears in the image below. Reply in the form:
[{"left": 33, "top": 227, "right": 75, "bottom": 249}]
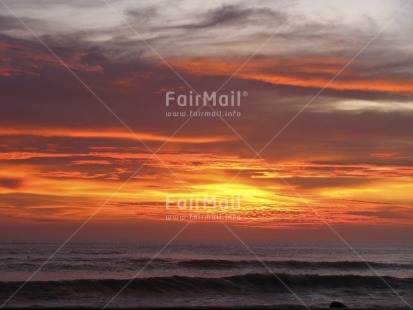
[
  {"left": 347, "top": 206, "right": 413, "bottom": 220},
  {"left": 0, "top": 0, "right": 412, "bottom": 230},
  {"left": 169, "top": 56, "right": 413, "bottom": 96},
  {"left": 0, "top": 127, "right": 237, "bottom": 144},
  {"left": 0, "top": 192, "right": 91, "bottom": 207},
  {"left": 171, "top": 5, "right": 285, "bottom": 29},
  {"left": 0, "top": 34, "right": 103, "bottom": 77},
  {"left": 0, "top": 14, "right": 40, "bottom": 30},
  {"left": 283, "top": 177, "right": 376, "bottom": 189},
  {"left": 0, "top": 177, "right": 23, "bottom": 189}
]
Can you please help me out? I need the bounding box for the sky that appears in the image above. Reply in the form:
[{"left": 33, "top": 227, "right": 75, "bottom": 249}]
[{"left": 0, "top": 0, "right": 413, "bottom": 242}]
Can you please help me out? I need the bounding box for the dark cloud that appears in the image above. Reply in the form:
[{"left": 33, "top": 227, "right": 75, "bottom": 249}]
[
  {"left": 0, "top": 192, "right": 92, "bottom": 207},
  {"left": 348, "top": 206, "right": 413, "bottom": 220},
  {"left": 0, "top": 14, "right": 40, "bottom": 30},
  {"left": 126, "top": 6, "right": 159, "bottom": 23},
  {"left": 171, "top": 5, "right": 286, "bottom": 29},
  {"left": 0, "top": 14, "right": 22, "bottom": 30},
  {"left": 283, "top": 177, "right": 376, "bottom": 189},
  {"left": 0, "top": 177, "right": 23, "bottom": 189}
]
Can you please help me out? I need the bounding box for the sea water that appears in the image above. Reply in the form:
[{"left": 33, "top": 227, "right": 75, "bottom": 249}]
[{"left": 0, "top": 242, "right": 412, "bottom": 308}]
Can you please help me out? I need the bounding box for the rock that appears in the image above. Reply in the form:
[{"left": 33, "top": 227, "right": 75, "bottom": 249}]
[{"left": 330, "top": 301, "right": 348, "bottom": 308}]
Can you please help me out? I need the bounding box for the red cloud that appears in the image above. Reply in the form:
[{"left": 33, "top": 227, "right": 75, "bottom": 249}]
[{"left": 0, "top": 38, "right": 102, "bottom": 77}]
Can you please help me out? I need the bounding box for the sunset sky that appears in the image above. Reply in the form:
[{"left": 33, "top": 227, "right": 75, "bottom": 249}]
[{"left": 0, "top": 0, "right": 412, "bottom": 242}]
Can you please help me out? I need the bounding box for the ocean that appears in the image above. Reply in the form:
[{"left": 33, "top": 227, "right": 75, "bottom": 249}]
[{"left": 0, "top": 242, "right": 412, "bottom": 309}]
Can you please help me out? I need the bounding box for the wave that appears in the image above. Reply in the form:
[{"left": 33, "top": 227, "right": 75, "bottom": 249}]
[
  {"left": 3, "top": 257, "right": 412, "bottom": 272},
  {"left": 176, "top": 259, "right": 413, "bottom": 270},
  {"left": 1, "top": 273, "right": 412, "bottom": 298}
]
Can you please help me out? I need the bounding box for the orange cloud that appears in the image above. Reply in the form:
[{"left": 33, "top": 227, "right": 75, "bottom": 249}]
[
  {"left": 0, "top": 127, "right": 236, "bottom": 144},
  {"left": 169, "top": 57, "right": 413, "bottom": 95}
]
